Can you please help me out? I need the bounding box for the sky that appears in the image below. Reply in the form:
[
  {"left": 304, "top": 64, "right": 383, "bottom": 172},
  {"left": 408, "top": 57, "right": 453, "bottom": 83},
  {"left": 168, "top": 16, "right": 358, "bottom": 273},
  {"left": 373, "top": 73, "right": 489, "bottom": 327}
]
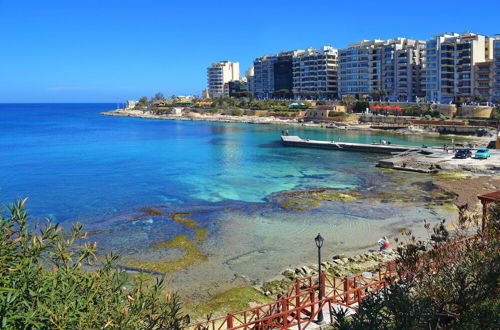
[{"left": 0, "top": 0, "right": 499, "bottom": 103}]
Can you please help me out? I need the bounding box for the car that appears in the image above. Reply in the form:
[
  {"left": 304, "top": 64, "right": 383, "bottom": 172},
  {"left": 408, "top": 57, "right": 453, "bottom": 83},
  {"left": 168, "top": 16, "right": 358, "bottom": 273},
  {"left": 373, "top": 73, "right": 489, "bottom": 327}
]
[
  {"left": 475, "top": 148, "right": 491, "bottom": 159},
  {"left": 454, "top": 149, "right": 472, "bottom": 159}
]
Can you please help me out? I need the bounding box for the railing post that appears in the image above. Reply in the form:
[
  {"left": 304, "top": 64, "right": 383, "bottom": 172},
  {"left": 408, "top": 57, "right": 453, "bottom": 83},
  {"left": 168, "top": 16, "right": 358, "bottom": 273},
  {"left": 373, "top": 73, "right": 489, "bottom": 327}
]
[
  {"left": 343, "top": 277, "right": 349, "bottom": 304},
  {"left": 281, "top": 298, "right": 289, "bottom": 327},
  {"left": 321, "top": 272, "right": 326, "bottom": 298},
  {"left": 227, "top": 313, "right": 233, "bottom": 329},
  {"left": 295, "top": 279, "right": 300, "bottom": 307},
  {"left": 310, "top": 290, "right": 315, "bottom": 316}
]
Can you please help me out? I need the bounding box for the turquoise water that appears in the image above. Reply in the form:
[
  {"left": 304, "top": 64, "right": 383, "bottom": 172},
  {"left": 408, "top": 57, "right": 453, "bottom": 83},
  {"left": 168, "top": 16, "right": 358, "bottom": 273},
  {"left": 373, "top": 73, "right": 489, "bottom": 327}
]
[{"left": 0, "top": 104, "right": 458, "bottom": 295}]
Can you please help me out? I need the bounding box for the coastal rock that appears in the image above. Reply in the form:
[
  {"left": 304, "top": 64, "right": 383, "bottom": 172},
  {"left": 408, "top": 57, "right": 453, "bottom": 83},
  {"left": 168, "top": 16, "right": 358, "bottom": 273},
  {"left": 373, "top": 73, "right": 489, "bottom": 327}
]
[{"left": 301, "top": 266, "right": 312, "bottom": 275}]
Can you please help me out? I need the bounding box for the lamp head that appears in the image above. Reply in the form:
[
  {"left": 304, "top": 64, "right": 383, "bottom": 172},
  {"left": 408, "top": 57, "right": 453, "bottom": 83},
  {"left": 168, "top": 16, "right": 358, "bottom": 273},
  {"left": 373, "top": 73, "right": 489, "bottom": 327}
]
[{"left": 315, "top": 233, "right": 324, "bottom": 248}]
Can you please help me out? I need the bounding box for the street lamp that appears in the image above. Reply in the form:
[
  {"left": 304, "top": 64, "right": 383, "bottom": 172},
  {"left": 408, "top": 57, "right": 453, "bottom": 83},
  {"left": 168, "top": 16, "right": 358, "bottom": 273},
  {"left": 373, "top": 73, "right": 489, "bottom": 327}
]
[{"left": 315, "top": 233, "right": 325, "bottom": 324}]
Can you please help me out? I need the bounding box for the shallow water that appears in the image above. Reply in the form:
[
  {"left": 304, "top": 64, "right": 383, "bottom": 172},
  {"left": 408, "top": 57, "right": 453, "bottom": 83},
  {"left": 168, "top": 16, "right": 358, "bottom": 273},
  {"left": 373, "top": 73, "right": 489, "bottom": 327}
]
[{"left": 0, "top": 104, "right": 459, "bottom": 297}]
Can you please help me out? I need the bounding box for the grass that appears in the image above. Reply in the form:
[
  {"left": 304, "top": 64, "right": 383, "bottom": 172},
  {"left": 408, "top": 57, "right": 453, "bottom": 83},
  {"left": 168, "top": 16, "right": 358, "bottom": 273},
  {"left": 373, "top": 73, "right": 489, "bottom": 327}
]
[{"left": 125, "top": 234, "right": 207, "bottom": 273}]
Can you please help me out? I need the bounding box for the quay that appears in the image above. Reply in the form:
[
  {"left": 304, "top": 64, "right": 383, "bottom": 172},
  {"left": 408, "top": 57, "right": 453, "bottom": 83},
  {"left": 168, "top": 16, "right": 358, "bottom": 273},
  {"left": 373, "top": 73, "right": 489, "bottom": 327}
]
[{"left": 281, "top": 135, "right": 420, "bottom": 155}]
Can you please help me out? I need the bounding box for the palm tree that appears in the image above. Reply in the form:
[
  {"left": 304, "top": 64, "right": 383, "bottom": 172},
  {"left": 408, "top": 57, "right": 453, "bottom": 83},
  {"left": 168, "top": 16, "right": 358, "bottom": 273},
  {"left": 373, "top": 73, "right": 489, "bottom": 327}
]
[{"left": 341, "top": 95, "right": 357, "bottom": 111}]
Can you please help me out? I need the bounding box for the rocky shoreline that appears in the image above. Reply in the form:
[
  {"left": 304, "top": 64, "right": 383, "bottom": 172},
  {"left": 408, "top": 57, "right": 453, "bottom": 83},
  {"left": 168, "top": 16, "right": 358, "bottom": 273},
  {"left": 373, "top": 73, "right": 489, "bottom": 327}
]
[
  {"left": 261, "top": 249, "right": 397, "bottom": 297},
  {"left": 101, "top": 109, "right": 493, "bottom": 139}
]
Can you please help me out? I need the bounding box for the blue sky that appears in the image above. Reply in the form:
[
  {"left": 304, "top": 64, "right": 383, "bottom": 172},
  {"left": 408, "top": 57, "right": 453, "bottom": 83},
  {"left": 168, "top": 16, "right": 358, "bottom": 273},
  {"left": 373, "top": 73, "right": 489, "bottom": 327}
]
[{"left": 0, "top": 0, "right": 499, "bottom": 103}]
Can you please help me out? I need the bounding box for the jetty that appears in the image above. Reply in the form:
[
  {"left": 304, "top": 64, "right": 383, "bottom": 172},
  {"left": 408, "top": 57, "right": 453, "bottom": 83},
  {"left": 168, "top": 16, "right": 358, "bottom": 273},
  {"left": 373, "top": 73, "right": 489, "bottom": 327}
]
[{"left": 281, "top": 135, "right": 418, "bottom": 154}]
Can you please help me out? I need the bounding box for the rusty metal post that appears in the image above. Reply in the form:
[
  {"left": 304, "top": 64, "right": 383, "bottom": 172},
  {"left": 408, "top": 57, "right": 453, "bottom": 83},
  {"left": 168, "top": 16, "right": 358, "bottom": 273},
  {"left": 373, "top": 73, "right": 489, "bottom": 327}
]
[
  {"left": 310, "top": 290, "right": 315, "bottom": 316},
  {"left": 227, "top": 313, "right": 233, "bottom": 329},
  {"left": 281, "top": 298, "right": 289, "bottom": 327},
  {"left": 482, "top": 200, "right": 487, "bottom": 232},
  {"left": 295, "top": 280, "right": 300, "bottom": 308}
]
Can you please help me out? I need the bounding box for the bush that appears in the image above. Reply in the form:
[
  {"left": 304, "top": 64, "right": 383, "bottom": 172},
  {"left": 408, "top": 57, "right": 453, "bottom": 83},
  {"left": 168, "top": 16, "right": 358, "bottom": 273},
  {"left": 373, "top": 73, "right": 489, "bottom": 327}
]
[
  {"left": 332, "top": 203, "right": 500, "bottom": 329},
  {"left": 0, "top": 198, "right": 185, "bottom": 329},
  {"left": 352, "top": 101, "right": 369, "bottom": 113},
  {"left": 231, "top": 109, "right": 243, "bottom": 116}
]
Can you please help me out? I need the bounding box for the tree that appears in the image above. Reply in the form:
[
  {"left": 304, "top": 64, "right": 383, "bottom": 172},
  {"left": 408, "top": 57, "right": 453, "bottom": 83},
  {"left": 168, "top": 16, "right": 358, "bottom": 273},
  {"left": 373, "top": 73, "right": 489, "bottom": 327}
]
[
  {"left": 153, "top": 92, "right": 165, "bottom": 101},
  {"left": 353, "top": 100, "right": 370, "bottom": 113},
  {"left": 370, "top": 89, "right": 388, "bottom": 102},
  {"left": 341, "top": 95, "right": 357, "bottom": 111},
  {"left": 137, "top": 96, "right": 149, "bottom": 107},
  {"left": 332, "top": 203, "right": 500, "bottom": 329},
  {"left": 0, "top": 198, "right": 185, "bottom": 329}
]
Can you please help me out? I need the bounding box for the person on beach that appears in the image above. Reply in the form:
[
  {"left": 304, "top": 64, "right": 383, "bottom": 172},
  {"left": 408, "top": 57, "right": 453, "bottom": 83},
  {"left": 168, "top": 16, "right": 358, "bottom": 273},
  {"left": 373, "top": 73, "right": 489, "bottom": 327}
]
[{"left": 377, "top": 236, "right": 390, "bottom": 251}]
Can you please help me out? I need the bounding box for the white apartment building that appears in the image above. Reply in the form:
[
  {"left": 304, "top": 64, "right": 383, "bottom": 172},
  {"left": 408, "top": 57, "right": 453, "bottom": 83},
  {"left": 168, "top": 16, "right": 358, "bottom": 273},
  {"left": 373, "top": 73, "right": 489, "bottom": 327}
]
[
  {"left": 207, "top": 61, "right": 240, "bottom": 98},
  {"left": 422, "top": 32, "right": 493, "bottom": 103},
  {"left": 245, "top": 66, "right": 255, "bottom": 95},
  {"left": 493, "top": 36, "right": 500, "bottom": 103},
  {"left": 338, "top": 38, "right": 425, "bottom": 101},
  {"left": 292, "top": 46, "right": 339, "bottom": 99}
]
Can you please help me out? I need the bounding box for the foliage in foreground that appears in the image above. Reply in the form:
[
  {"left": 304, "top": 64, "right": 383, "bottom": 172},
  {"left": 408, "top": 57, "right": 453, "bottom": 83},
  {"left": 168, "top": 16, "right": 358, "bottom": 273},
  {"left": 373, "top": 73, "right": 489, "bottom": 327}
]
[
  {"left": 0, "top": 198, "right": 184, "bottom": 329},
  {"left": 333, "top": 203, "right": 500, "bottom": 329}
]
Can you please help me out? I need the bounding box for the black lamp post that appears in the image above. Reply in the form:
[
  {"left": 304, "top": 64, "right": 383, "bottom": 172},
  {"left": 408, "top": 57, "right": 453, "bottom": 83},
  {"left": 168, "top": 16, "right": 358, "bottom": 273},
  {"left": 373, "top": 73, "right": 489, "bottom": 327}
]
[{"left": 315, "top": 233, "right": 325, "bottom": 324}]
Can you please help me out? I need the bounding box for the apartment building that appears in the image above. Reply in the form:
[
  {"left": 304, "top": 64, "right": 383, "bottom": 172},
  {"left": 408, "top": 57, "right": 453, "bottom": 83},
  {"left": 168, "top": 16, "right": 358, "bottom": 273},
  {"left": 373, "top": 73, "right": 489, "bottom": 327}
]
[
  {"left": 253, "top": 55, "right": 276, "bottom": 99},
  {"left": 493, "top": 36, "right": 500, "bottom": 103},
  {"left": 422, "top": 32, "right": 493, "bottom": 102},
  {"left": 245, "top": 66, "right": 255, "bottom": 95},
  {"left": 292, "top": 46, "right": 339, "bottom": 100},
  {"left": 474, "top": 61, "right": 493, "bottom": 101},
  {"left": 207, "top": 61, "right": 240, "bottom": 98},
  {"left": 338, "top": 38, "right": 425, "bottom": 101}
]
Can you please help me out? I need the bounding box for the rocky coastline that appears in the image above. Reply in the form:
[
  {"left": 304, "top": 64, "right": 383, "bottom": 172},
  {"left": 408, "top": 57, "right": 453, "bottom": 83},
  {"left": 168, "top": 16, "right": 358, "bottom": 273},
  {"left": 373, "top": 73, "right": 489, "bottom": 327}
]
[{"left": 101, "top": 109, "right": 494, "bottom": 139}]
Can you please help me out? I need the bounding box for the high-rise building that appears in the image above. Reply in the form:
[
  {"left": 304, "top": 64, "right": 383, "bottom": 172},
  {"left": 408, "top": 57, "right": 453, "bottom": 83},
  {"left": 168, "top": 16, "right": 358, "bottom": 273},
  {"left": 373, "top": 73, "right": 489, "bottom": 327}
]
[
  {"left": 422, "top": 32, "right": 493, "bottom": 102},
  {"left": 253, "top": 55, "right": 276, "bottom": 99},
  {"left": 493, "top": 36, "right": 500, "bottom": 103},
  {"left": 474, "top": 61, "right": 493, "bottom": 102},
  {"left": 292, "top": 46, "right": 339, "bottom": 99},
  {"left": 338, "top": 38, "right": 425, "bottom": 101},
  {"left": 207, "top": 61, "right": 240, "bottom": 98}
]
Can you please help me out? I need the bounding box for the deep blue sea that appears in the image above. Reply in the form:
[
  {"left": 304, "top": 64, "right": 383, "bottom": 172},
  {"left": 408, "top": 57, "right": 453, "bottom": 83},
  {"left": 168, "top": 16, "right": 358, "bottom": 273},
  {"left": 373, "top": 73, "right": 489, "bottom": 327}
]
[{"left": 0, "top": 103, "right": 458, "bottom": 293}]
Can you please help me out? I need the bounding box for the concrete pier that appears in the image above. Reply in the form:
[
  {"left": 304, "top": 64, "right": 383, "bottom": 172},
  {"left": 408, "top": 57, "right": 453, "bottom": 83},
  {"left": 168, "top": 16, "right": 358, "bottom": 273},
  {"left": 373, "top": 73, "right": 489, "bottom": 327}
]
[{"left": 281, "top": 136, "right": 418, "bottom": 154}]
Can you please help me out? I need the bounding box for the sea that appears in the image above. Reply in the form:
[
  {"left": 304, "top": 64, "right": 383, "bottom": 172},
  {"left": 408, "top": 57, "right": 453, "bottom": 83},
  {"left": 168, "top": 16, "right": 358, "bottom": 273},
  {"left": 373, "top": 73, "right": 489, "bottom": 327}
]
[{"left": 0, "top": 103, "right": 459, "bottom": 296}]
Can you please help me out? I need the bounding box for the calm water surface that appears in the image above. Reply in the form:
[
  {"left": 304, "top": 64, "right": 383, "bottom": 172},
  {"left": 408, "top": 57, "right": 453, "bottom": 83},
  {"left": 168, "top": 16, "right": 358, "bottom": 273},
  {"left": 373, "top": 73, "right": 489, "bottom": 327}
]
[{"left": 0, "top": 104, "right": 458, "bottom": 296}]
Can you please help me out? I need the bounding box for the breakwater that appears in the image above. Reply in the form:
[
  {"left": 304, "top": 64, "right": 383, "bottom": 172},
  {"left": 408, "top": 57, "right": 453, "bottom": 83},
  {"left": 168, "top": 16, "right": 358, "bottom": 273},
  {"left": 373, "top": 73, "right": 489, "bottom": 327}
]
[{"left": 281, "top": 135, "right": 419, "bottom": 154}]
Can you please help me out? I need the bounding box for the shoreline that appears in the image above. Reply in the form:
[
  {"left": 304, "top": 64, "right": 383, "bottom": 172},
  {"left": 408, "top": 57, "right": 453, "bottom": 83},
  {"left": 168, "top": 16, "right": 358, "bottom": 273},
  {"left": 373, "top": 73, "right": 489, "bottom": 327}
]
[{"left": 101, "top": 109, "right": 493, "bottom": 140}]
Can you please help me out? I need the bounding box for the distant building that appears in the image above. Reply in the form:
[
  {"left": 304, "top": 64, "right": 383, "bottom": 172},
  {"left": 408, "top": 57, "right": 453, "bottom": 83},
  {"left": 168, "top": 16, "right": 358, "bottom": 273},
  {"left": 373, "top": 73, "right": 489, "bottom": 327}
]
[
  {"left": 293, "top": 46, "right": 339, "bottom": 100},
  {"left": 207, "top": 61, "right": 240, "bottom": 98},
  {"left": 225, "top": 79, "right": 249, "bottom": 98},
  {"left": 171, "top": 108, "right": 183, "bottom": 115},
  {"left": 474, "top": 61, "right": 493, "bottom": 102},
  {"left": 253, "top": 55, "right": 277, "bottom": 99},
  {"left": 125, "top": 100, "right": 137, "bottom": 109},
  {"left": 245, "top": 66, "right": 255, "bottom": 96},
  {"left": 422, "top": 32, "right": 494, "bottom": 102},
  {"left": 202, "top": 89, "right": 210, "bottom": 99},
  {"left": 338, "top": 38, "right": 425, "bottom": 101},
  {"left": 493, "top": 36, "right": 500, "bottom": 103}
]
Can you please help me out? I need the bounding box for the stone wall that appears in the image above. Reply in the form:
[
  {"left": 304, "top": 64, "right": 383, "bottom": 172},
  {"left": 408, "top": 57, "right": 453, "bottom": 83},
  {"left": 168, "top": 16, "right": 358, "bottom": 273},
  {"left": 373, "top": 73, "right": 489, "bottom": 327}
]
[{"left": 457, "top": 106, "right": 494, "bottom": 119}]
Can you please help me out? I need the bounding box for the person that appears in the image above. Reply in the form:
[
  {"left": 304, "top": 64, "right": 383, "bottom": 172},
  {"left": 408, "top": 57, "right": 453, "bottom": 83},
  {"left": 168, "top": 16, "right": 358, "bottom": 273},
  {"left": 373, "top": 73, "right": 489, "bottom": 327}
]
[{"left": 377, "top": 236, "right": 390, "bottom": 251}]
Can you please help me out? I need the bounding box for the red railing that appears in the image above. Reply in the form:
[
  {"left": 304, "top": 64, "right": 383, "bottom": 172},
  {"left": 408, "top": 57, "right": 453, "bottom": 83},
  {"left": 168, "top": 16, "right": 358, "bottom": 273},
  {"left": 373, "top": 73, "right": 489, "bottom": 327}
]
[{"left": 185, "top": 261, "right": 398, "bottom": 330}]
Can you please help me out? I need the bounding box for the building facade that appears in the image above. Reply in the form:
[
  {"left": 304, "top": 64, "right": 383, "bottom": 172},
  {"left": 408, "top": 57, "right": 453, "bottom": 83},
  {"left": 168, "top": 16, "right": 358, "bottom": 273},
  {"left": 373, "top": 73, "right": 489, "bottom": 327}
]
[
  {"left": 292, "top": 46, "right": 339, "bottom": 100},
  {"left": 338, "top": 38, "right": 425, "bottom": 101},
  {"left": 207, "top": 61, "right": 240, "bottom": 98},
  {"left": 493, "top": 36, "right": 500, "bottom": 103},
  {"left": 422, "top": 32, "right": 493, "bottom": 103},
  {"left": 253, "top": 55, "right": 276, "bottom": 99},
  {"left": 474, "top": 61, "right": 493, "bottom": 102}
]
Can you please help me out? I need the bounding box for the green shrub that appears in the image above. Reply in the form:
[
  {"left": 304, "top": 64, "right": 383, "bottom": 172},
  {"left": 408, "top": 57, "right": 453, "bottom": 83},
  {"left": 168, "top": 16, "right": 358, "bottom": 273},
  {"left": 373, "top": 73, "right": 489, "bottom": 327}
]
[
  {"left": 231, "top": 109, "right": 243, "bottom": 116},
  {"left": 0, "top": 198, "right": 184, "bottom": 329}
]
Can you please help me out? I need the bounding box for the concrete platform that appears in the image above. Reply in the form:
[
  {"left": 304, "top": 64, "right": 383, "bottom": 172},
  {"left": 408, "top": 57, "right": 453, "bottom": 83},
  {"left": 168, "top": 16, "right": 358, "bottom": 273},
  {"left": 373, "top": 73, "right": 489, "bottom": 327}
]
[{"left": 281, "top": 136, "right": 419, "bottom": 154}]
